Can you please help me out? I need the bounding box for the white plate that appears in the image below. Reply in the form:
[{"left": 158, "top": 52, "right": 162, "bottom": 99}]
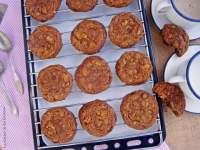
[
  {"left": 151, "top": 0, "right": 200, "bottom": 40},
  {"left": 164, "top": 45, "right": 200, "bottom": 113}
]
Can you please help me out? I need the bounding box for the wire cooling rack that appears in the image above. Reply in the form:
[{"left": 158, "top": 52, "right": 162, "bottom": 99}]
[{"left": 21, "top": 0, "right": 166, "bottom": 149}]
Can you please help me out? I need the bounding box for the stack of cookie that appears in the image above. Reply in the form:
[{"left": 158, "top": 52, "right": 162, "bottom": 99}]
[{"left": 25, "top": 0, "right": 166, "bottom": 144}]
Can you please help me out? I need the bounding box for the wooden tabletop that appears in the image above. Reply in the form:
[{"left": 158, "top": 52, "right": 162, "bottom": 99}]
[{"left": 145, "top": 1, "right": 200, "bottom": 150}]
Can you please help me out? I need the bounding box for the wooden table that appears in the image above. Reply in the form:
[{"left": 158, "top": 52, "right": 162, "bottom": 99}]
[{"left": 145, "top": 1, "right": 200, "bottom": 150}]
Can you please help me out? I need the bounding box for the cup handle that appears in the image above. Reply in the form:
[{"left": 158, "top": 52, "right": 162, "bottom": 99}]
[
  {"left": 156, "top": 1, "right": 171, "bottom": 15},
  {"left": 168, "top": 76, "right": 185, "bottom": 84}
]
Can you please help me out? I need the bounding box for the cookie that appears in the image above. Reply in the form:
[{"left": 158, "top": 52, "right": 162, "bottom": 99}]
[
  {"left": 108, "top": 12, "right": 144, "bottom": 48},
  {"left": 75, "top": 56, "right": 112, "bottom": 94},
  {"left": 41, "top": 107, "right": 77, "bottom": 143},
  {"left": 104, "top": 0, "right": 133, "bottom": 8},
  {"left": 66, "top": 0, "right": 97, "bottom": 12},
  {"left": 28, "top": 25, "right": 62, "bottom": 59},
  {"left": 38, "top": 65, "right": 73, "bottom": 102},
  {"left": 153, "top": 82, "right": 186, "bottom": 116},
  {"left": 116, "top": 51, "right": 152, "bottom": 85},
  {"left": 162, "top": 24, "right": 189, "bottom": 57},
  {"left": 25, "top": 0, "right": 61, "bottom": 22},
  {"left": 79, "top": 100, "right": 116, "bottom": 137},
  {"left": 71, "top": 20, "right": 107, "bottom": 54},
  {"left": 120, "top": 90, "right": 159, "bottom": 130}
]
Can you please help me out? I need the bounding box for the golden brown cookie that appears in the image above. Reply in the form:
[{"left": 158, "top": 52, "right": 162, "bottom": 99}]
[
  {"left": 116, "top": 51, "right": 152, "bottom": 85},
  {"left": 162, "top": 24, "right": 189, "bottom": 57},
  {"left": 75, "top": 56, "right": 112, "bottom": 94},
  {"left": 153, "top": 82, "right": 186, "bottom": 116},
  {"left": 28, "top": 25, "right": 62, "bottom": 59},
  {"left": 120, "top": 90, "right": 159, "bottom": 130},
  {"left": 38, "top": 65, "right": 73, "bottom": 102},
  {"left": 25, "top": 0, "right": 61, "bottom": 22},
  {"left": 108, "top": 12, "right": 144, "bottom": 48},
  {"left": 71, "top": 20, "right": 107, "bottom": 54},
  {"left": 79, "top": 100, "right": 116, "bottom": 137},
  {"left": 66, "top": 0, "right": 97, "bottom": 12},
  {"left": 104, "top": 0, "right": 133, "bottom": 8},
  {"left": 41, "top": 107, "right": 77, "bottom": 143}
]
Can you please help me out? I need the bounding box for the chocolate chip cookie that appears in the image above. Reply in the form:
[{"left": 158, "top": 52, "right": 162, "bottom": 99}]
[
  {"left": 75, "top": 56, "right": 112, "bottom": 94},
  {"left": 162, "top": 24, "right": 189, "bottom": 57},
  {"left": 104, "top": 0, "right": 133, "bottom": 8},
  {"left": 38, "top": 65, "right": 73, "bottom": 102},
  {"left": 79, "top": 100, "right": 116, "bottom": 137},
  {"left": 120, "top": 90, "right": 159, "bottom": 130},
  {"left": 41, "top": 107, "right": 77, "bottom": 143},
  {"left": 71, "top": 20, "right": 107, "bottom": 54},
  {"left": 116, "top": 51, "right": 152, "bottom": 85},
  {"left": 25, "top": 0, "right": 61, "bottom": 22},
  {"left": 153, "top": 82, "right": 186, "bottom": 116},
  {"left": 66, "top": 0, "right": 97, "bottom": 12},
  {"left": 28, "top": 25, "right": 62, "bottom": 59},
  {"left": 108, "top": 12, "right": 144, "bottom": 48}
]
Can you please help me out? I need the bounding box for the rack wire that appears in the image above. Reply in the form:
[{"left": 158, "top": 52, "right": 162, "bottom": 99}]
[{"left": 21, "top": 0, "right": 166, "bottom": 149}]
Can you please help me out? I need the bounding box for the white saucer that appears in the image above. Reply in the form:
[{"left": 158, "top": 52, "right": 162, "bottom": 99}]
[
  {"left": 164, "top": 45, "right": 200, "bottom": 113},
  {"left": 151, "top": 0, "right": 200, "bottom": 40}
]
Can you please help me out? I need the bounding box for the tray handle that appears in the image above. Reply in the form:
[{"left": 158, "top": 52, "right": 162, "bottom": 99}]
[{"left": 39, "top": 133, "right": 162, "bottom": 150}]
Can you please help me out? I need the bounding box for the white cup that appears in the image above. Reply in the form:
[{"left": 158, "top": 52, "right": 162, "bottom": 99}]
[
  {"left": 156, "top": 0, "right": 200, "bottom": 29},
  {"left": 169, "top": 51, "right": 200, "bottom": 101}
]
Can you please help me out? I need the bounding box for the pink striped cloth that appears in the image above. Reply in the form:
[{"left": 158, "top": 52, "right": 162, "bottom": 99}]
[
  {"left": 0, "top": 0, "right": 34, "bottom": 150},
  {"left": 0, "top": 0, "right": 170, "bottom": 150}
]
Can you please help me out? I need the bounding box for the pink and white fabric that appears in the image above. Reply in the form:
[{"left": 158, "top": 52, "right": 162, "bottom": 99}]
[{"left": 0, "top": 0, "right": 170, "bottom": 150}]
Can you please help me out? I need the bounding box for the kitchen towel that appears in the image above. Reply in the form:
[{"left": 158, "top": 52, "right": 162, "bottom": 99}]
[{"left": 0, "top": 0, "right": 169, "bottom": 150}]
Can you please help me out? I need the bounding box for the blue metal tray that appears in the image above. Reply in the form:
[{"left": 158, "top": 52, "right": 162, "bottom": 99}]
[{"left": 21, "top": 0, "right": 166, "bottom": 149}]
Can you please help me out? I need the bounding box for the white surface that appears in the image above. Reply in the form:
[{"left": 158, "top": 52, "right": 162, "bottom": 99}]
[
  {"left": 164, "top": 45, "right": 200, "bottom": 113},
  {"left": 151, "top": 0, "right": 200, "bottom": 40}
]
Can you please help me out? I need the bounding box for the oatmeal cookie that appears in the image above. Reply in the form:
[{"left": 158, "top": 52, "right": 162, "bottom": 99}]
[
  {"left": 162, "top": 24, "right": 189, "bottom": 57},
  {"left": 153, "top": 82, "right": 186, "bottom": 116},
  {"left": 66, "top": 0, "right": 97, "bottom": 12},
  {"left": 25, "top": 0, "right": 61, "bottom": 22},
  {"left": 38, "top": 65, "right": 73, "bottom": 102},
  {"left": 120, "top": 90, "right": 159, "bottom": 130},
  {"left": 79, "top": 100, "right": 116, "bottom": 137},
  {"left": 116, "top": 51, "right": 152, "bottom": 85},
  {"left": 104, "top": 0, "right": 133, "bottom": 8},
  {"left": 28, "top": 25, "right": 62, "bottom": 59},
  {"left": 71, "top": 20, "right": 107, "bottom": 54},
  {"left": 41, "top": 107, "right": 77, "bottom": 143},
  {"left": 75, "top": 56, "right": 112, "bottom": 94},
  {"left": 108, "top": 12, "right": 144, "bottom": 48}
]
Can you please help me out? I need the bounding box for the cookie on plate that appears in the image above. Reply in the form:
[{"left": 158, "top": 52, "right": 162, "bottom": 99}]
[
  {"left": 41, "top": 107, "right": 77, "bottom": 143},
  {"left": 75, "top": 56, "right": 112, "bottom": 94},
  {"left": 71, "top": 20, "right": 107, "bottom": 54},
  {"left": 28, "top": 25, "right": 62, "bottom": 59},
  {"left": 108, "top": 12, "right": 144, "bottom": 48},
  {"left": 104, "top": 0, "right": 133, "bottom": 8},
  {"left": 116, "top": 51, "right": 152, "bottom": 85},
  {"left": 120, "top": 90, "right": 159, "bottom": 130},
  {"left": 153, "top": 82, "right": 186, "bottom": 116},
  {"left": 38, "top": 65, "right": 73, "bottom": 102},
  {"left": 66, "top": 0, "right": 97, "bottom": 12},
  {"left": 25, "top": 0, "right": 61, "bottom": 22},
  {"left": 162, "top": 24, "right": 189, "bottom": 57},
  {"left": 79, "top": 100, "right": 116, "bottom": 137}
]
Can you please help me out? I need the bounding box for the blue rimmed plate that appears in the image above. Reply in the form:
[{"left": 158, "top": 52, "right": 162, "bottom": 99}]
[
  {"left": 151, "top": 0, "right": 200, "bottom": 40},
  {"left": 164, "top": 45, "right": 200, "bottom": 114}
]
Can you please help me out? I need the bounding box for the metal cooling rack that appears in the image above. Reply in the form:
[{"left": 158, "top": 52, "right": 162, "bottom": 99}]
[{"left": 21, "top": 0, "right": 166, "bottom": 149}]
